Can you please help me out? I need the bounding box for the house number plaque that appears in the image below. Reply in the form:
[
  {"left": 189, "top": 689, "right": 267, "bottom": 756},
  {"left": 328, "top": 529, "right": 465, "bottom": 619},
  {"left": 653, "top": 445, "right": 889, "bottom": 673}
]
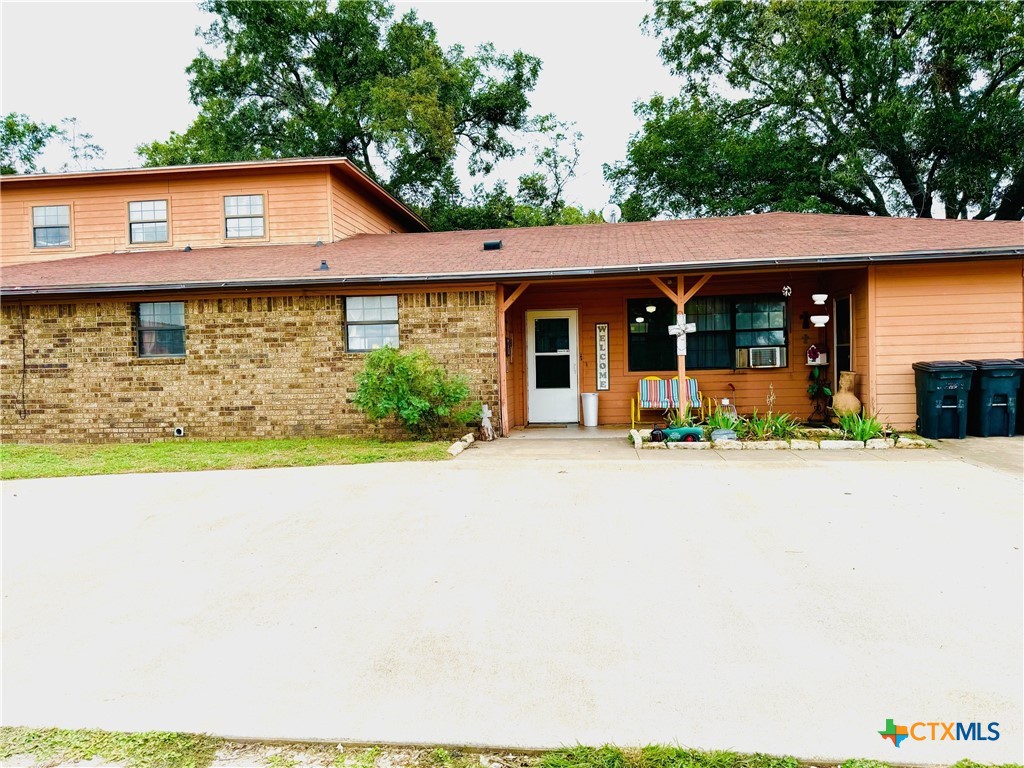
[{"left": 596, "top": 323, "right": 610, "bottom": 391}]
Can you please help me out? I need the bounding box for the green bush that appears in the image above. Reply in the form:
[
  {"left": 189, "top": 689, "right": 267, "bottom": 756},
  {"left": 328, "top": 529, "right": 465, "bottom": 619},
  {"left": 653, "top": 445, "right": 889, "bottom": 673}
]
[
  {"left": 352, "top": 347, "right": 475, "bottom": 439},
  {"left": 837, "top": 411, "right": 885, "bottom": 441},
  {"left": 706, "top": 404, "right": 740, "bottom": 432}
]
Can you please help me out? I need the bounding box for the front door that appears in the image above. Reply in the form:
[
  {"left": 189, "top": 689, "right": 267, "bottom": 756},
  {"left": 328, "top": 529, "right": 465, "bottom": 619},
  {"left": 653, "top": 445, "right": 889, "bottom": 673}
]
[{"left": 526, "top": 310, "right": 579, "bottom": 423}]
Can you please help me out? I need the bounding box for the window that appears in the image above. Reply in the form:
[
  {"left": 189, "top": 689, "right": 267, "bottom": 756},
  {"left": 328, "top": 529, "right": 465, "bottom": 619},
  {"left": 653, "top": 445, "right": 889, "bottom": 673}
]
[
  {"left": 626, "top": 295, "right": 788, "bottom": 371},
  {"left": 137, "top": 302, "right": 186, "bottom": 357},
  {"left": 346, "top": 296, "right": 398, "bottom": 351},
  {"left": 224, "top": 194, "right": 265, "bottom": 238},
  {"left": 32, "top": 205, "right": 70, "bottom": 248},
  {"left": 129, "top": 200, "right": 168, "bottom": 243}
]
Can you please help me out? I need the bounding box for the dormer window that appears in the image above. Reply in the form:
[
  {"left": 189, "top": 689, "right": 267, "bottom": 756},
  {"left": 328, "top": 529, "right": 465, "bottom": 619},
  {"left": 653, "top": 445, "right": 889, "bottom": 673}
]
[{"left": 224, "top": 194, "right": 265, "bottom": 238}]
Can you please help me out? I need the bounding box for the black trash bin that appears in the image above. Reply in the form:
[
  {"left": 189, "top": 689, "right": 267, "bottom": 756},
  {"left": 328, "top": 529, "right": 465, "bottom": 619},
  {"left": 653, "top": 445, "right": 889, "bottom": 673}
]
[
  {"left": 963, "top": 359, "right": 1024, "bottom": 437},
  {"left": 912, "top": 361, "right": 975, "bottom": 439}
]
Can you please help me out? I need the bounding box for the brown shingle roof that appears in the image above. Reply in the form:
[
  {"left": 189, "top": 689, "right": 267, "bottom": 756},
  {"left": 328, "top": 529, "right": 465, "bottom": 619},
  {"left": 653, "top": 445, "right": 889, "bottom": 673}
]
[{"left": 3, "top": 212, "right": 1022, "bottom": 295}]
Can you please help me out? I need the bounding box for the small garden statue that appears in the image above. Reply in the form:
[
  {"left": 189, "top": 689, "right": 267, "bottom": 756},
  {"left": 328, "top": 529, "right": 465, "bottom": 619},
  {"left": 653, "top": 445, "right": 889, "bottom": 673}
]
[{"left": 479, "top": 403, "right": 496, "bottom": 441}]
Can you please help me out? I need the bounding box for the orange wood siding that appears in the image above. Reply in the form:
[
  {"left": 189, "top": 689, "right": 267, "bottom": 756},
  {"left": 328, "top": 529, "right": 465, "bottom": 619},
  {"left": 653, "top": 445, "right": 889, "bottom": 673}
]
[
  {"left": 872, "top": 258, "right": 1024, "bottom": 430},
  {"left": 330, "top": 169, "right": 412, "bottom": 238},
  {"left": 1, "top": 168, "right": 332, "bottom": 265},
  {"left": 507, "top": 270, "right": 867, "bottom": 427}
]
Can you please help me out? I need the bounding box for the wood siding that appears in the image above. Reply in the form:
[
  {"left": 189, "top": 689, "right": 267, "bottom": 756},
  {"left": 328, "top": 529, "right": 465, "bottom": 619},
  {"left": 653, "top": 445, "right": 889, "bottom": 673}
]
[
  {"left": 872, "top": 258, "right": 1024, "bottom": 429},
  {"left": 329, "top": 169, "right": 412, "bottom": 237},
  {"left": 2, "top": 168, "right": 338, "bottom": 265},
  {"left": 506, "top": 270, "right": 868, "bottom": 427}
]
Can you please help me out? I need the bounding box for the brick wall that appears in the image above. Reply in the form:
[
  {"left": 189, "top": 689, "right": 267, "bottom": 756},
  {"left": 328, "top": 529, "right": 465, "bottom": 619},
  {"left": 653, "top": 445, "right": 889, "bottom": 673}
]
[{"left": 0, "top": 289, "right": 499, "bottom": 443}]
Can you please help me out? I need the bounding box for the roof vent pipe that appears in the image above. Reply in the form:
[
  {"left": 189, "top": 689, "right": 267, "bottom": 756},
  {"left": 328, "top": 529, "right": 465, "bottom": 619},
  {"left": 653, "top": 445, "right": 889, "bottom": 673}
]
[
  {"left": 483, "top": 240, "right": 502, "bottom": 251},
  {"left": 184, "top": 244, "right": 192, "bottom": 252},
  {"left": 319, "top": 260, "right": 329, "bottom": 271}
]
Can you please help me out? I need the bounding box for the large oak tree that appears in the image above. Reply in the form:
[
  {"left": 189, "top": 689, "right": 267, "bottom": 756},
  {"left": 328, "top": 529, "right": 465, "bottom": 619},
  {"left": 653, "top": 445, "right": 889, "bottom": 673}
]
[
  {"left": 607, "top": 0, "right": 1024, "bottom": 220},
  {"left": 136, "top": 0, "right": 542, "bottom": 208}
]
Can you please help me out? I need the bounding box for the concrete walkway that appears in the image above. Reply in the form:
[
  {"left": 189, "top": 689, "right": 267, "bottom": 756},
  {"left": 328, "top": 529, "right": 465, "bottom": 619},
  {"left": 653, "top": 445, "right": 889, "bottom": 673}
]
[{"left": 2, "top": 442, "right": 1021, "bottom": 763}]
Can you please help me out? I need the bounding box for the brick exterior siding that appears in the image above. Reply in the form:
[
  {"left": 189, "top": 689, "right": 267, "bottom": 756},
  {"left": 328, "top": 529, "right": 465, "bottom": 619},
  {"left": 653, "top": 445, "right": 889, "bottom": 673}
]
[{"left": 0, "top": 289, "right": 499, "bottom": 443}]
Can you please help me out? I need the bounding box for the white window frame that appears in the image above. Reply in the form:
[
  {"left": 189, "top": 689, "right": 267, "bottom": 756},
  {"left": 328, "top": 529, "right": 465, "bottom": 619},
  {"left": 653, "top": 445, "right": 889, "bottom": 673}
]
[
  {"left": 345, "top": 296, "right": 399, "bottom": 352},
  {"left": 128, "top": 200, "right": 169, "bottom": 244},
  {"left": 224, "top": 194, "right": 265, "bottom": 239},
  {"left": 32, "top": 205, "right": 71, "bottom": 248}
]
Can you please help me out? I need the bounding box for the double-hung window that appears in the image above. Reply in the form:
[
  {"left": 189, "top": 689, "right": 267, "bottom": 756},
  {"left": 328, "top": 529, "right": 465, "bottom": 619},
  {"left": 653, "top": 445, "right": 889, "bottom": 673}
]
[
  {"left": 137, "top": 302, "right": 186, "bottom": 358},
  {"left": 129, "top": 200, "right": 168, "bottom": 244},
  {"left": 32, "top": 205, "right": 71, "bottom": 248},
  {"left": 346, "top": 296, "right": 399, "bottom": 351},
  {"left": 224, "top": 194, "right": 265, "bottom": 238}
]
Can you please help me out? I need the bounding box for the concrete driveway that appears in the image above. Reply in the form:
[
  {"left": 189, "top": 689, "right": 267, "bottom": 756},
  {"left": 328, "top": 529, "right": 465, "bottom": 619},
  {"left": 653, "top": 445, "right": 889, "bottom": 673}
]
[{"left": 3, "top": 440, "right": 1022, "bottom": 764}]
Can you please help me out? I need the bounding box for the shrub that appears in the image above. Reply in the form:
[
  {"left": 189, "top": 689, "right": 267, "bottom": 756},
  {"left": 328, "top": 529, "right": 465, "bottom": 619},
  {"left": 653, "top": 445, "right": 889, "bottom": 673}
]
[
  {"left": 353, "top": 347, "right": 475, "bottom": 439},
  {"left": 837, "top": 411, "right": 885, "bottom": 442},
  {"left": 706, "top": 403, "right": 741, "bottom": 432}
]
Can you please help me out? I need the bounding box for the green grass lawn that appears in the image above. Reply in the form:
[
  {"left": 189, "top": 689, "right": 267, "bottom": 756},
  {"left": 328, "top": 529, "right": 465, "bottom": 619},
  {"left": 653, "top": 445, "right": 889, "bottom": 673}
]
[
  {"left": 1, "top": 731, "right": 1020, "bottom": 768},
  {"left": 0, "top": 436, "right": 450, "bottom": 480}
]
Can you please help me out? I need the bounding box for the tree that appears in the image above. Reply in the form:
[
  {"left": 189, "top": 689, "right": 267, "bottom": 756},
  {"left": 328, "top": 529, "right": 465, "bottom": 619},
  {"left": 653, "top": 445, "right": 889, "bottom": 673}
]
[
  {"left": 1, "top": 113, "right": 61, "bottom": 174},
  {"left": 1, "top": 113, "right": 105, "bottom": 175},
  {"left": 607, "top": 1, "right": 1024, "bottom": 220},
  {"left": 136, "top": 0, "right": 542, "bottom": 207}
]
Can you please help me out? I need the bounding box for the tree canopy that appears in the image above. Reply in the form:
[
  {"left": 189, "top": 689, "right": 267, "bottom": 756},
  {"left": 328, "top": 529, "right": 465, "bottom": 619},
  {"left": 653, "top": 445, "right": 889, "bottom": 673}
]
[
  {"left": 607, "top": 0, "right": 1024, "bottom": 220},
  {"left": 136, "top": 0, "right": 542, "bottom": 210},
  {"left": 1, "top": 114, "right": 104, "bottom": 175}
]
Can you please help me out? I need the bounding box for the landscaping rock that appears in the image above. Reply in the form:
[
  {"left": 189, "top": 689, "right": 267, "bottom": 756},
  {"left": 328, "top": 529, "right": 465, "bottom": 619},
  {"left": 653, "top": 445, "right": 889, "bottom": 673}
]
[
  {"left": 897, "top": 436, "right": 932, "bottom": 449},
  {"left": 789, "top": 439, "right": 819, "bottom": 450},
  {"left": 629, "top": 429, "right": 643, "bottom": 449},
  {"left": 804, "top": 427, "right": 842, "bottom": 437},
  {"left": 819, "top": 440, "right": 865, "bottom": 449},
  {"left": 462, "top": 433, "right": 475, "bottom": 444},
  {"left": 865, "top": 437, "right": 895, "bottom": 449},
  {"left": 666, "top": 441, "right": 710, "bottom": 450},
  {"left": 643, "top": 441, "right": 668, "bottom": 449},
  {"left": 446, "top": 441, "right": 466, "bottom": 457},
  {"left": 713, "top": 439, "right": 743, "bottom": 450},
  {"left": 639, "top": 428, "right": 653, "bottom": 439},
  {"left": 743, "top": 440, "right": 790, "bottom": 450}
]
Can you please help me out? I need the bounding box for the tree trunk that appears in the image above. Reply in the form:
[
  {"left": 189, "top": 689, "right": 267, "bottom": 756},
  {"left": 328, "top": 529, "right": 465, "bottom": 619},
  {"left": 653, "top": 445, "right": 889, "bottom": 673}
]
[{"left": 993, "top": 169, "right": 1024, "bottom": 220}]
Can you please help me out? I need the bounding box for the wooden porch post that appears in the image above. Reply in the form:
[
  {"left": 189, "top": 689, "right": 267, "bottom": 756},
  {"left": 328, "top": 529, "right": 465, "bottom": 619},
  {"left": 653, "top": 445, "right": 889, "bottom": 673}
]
[
  {"left": 676, "top": 274, "right": 687, "bottom": 386},
  {"left": 495, "top": 284, "right": 510, "bottom": 437}
]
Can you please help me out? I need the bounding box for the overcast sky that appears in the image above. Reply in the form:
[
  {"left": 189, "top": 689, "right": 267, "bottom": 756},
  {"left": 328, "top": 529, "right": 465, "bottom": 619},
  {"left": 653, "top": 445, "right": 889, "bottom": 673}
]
[{"left": 1, "top": 1, "right": 680, "bottom": 210}]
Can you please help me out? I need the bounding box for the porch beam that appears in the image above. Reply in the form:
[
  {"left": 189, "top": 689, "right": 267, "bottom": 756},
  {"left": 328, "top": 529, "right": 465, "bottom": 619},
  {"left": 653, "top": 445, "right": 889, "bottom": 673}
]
[
  {"left": 495, "top": 284, "right": 511, "bottom": 437},
  {"left": 501, "top": 281, "right": 531, "bottom": 312},
  {"left": 676, "top": 275, "right": 687, "bottom": 386},
  {"left": 681, "top": 273, "right": 712, "bottom": 303},
  {"left": 648, "top": 275, "right": 679, "bottom": 304}
]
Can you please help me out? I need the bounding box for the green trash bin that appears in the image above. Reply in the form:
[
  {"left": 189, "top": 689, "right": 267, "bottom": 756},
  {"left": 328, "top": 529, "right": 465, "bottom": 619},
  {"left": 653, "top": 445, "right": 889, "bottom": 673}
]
[
  {"left": 1017, "top": 358, "right": 1024, "bottom": 435},
  {"left": 963, "top": 359, "right": 1024, "bottom": 437},
  {"left": 912, "top": 361, "right": 975, "bottom": 439}
]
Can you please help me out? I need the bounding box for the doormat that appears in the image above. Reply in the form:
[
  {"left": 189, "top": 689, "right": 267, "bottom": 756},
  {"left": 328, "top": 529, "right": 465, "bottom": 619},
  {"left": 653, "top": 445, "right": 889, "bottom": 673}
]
[{"left": 525, "top": 424, "right": 569, "bottom": 429}]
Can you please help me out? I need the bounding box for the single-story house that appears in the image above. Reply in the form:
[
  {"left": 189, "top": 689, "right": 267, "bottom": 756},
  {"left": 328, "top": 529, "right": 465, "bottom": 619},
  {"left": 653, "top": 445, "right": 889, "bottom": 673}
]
[{"left": 2, "top": 158, "right": 1022, "bottom": 442}]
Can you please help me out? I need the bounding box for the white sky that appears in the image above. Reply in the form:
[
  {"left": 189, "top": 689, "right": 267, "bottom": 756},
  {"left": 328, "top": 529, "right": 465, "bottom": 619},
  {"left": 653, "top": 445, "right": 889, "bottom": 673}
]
[{"left": 1, "top": 0, "right": 680, "bottom": 210}]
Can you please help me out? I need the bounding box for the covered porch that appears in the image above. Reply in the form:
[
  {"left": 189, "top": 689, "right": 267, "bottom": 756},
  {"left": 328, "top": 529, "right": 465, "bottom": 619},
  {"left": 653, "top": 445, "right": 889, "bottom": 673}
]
[{"left": 495, "top": 266, "right": 870, "bottom": 434}]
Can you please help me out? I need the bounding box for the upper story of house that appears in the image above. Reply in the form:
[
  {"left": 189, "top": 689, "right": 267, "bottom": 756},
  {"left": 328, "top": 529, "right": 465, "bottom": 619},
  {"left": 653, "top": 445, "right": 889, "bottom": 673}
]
[{"left": 0, "top": 157, "right": 429, "bottom": 266}]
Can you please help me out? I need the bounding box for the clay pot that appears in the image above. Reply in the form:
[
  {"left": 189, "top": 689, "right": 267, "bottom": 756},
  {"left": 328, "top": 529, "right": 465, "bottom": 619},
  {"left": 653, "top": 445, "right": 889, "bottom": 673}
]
[{"left": 832, "top": 371, "right": 862, "bottom": 417}]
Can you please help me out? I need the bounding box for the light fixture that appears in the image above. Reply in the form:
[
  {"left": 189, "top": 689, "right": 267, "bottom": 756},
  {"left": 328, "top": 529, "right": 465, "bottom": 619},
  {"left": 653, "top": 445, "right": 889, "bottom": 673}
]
[
  {"left": 812, "top": 293, "right": 828, "bottom": 305},
  {"left": 781, "top": 285, "right": 792, "bottom": 297},
  {"left": 635, "top": 317, "right": 645, "bottom": 323},
  {"left": 646, "top": 304, "right": 657, "bottom": 313},
  {"left": 810, "top": 314, "right": 830, "bottom": 327}
]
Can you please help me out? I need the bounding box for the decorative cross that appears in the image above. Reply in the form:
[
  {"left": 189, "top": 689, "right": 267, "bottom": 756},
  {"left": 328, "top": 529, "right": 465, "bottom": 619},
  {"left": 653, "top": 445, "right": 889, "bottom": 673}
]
[{"left": 667, "top": 313, "right": 698, "bottom": 355}]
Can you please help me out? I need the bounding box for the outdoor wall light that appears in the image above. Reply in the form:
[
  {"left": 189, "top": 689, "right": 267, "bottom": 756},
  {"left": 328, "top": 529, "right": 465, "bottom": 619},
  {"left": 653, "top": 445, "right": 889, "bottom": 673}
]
[
  {"left": 812, "top": 293, "right": 829, "bottom": 305},
  {"left": 810, "top": 314, "right": 830, "bottom": 327},
  {"left": 635, "top": 317, "right": 645, "bottom": 323},
  {"left": 646, "top": 304, "right": 657, "bottom": 313}
]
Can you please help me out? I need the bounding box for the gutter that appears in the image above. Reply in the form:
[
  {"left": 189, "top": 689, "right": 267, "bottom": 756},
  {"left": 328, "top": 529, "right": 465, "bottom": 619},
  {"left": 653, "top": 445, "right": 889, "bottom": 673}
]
[{"left": 2, "top": 245, "right": 1022, "bottom": 298}]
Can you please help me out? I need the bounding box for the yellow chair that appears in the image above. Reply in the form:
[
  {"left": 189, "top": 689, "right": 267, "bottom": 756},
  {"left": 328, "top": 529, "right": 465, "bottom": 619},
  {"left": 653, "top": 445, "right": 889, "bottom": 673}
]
[{"left": 631, "top": 376, "right": 702, "bottom": 429}]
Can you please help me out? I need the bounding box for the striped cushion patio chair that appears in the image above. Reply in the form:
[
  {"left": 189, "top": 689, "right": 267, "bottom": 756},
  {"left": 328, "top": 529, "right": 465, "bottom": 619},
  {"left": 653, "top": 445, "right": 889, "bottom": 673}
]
[{"left": 631, "top": 376, "right": 702, "bottom": 429}]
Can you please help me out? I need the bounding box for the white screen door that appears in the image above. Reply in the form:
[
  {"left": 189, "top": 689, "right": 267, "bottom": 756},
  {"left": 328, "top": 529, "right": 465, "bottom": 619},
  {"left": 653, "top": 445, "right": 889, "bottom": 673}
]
[{"left": 526, "top": 310, "right": 579, "bottom": 423}]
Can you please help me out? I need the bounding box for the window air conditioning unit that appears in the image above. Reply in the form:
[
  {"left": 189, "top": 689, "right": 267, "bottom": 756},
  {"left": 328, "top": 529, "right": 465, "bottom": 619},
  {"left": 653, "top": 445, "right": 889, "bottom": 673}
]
[{"left": 749, "top": 346, "right": 783, "bottom": 368}]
